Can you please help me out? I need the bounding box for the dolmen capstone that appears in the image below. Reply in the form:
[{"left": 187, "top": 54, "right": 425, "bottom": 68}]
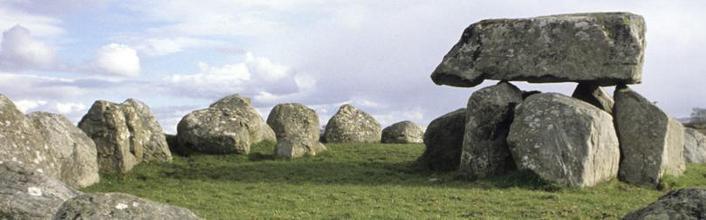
[
  {"left": 323, "top": 104, "right": 381, "bottom": 143},
  {"left": 266, "top": 103, "right": 326, "bottom": 158},
  {"left": 1, "top": 94, "right": 100, "bottom": 188},
  {"left": 79, "top": 99, "right": 172, "bottom": 174},
  {"left": 177, "top": 94, "right": 276, "bottom": 154},
  {"left": 684, "top": 128, "right": 706, "bottom": 163},
  {"left": 416, "top": 108, "right": 465, "bottom": 171},
  {"left": 381, "top": 121, "right": 424, "bottom": 144},
  {"left": 623, "top": 188, "right": 706, "bottom": 220}
]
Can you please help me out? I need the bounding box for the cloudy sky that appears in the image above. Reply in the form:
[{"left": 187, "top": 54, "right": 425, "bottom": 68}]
[{"left": 1, "top": 0, "right": 704, "bottom": 133}]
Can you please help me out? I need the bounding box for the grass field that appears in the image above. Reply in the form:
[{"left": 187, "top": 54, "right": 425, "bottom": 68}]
[{"left": 84, "top": 142, "right": 706, "bottom": 219}]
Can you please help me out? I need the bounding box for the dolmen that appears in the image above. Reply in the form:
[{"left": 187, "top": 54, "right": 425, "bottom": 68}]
[{"left": 421, "top": 12, "right": 686, "bottom": 188}]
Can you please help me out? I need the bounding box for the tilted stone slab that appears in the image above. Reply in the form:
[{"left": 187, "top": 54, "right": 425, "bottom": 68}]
[{"left": 431, "top": 12, "right": 645, "bottom": 87}]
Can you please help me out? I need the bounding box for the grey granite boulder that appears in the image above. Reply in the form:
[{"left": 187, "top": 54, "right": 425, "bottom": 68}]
[
  {"left": 0, "top": 161, "right": 80, "bottom": 219},
  {"left": 431, "top": 12, "right": 645, "bottom": 87},
  {"left": 267, "top": 103, "right": 326, "bottom": 158},
  {"left": 323, "top": 104, "right": 382, "bottom": 143},
  {"left": 571, "top": 82, "right": 614, "bottom": 113},
  {"left": 684, "top": 128, "right": 706, "bottom": 163},
  {"left": 459, "top": 82, "right": 523, "bottom": 179},
  {"left": 28, "top": 112, "right": 100, "bottom": 188},
  {"left": 381, "top": 121, "right": 424, "bottom": 144},
  {"left": 177, "top": 94, "right": 275, "bottom": 155},
  {"left": 125, "top": 99, "right": 172, "bottom": 162},
  {"left": 416, "top": 108, "right": 466, "bottom": 171},
  {"left": 623, "top": 188, "right": 706, "bottom": 220},
  {"left": 54, "top": 192, "right": 201, "bottom": 220},
  {"left": 614, "top": 86, "right": 686, "bottom": 187},
  {"left": 508, "top": 93, "right": 620, "bottom": 187}
]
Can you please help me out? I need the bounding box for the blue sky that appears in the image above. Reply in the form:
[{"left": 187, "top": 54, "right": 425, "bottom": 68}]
[{"left": 1, "top": 0, "right": 705, "bottom": 133}]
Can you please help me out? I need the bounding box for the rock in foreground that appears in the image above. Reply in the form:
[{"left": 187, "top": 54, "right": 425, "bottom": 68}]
[
  {"left": 431, "top": 12, "right": 645, "bottom": 87},
  {"left": 0, "top": 162, "right": 80, "bottom": 219},
  {"left": 416, "top": 108, "right": 466, "bottom": 171},
  {"left": 267, "top": 103, "right": 326, "bottom": 158},
  {"left": 623, "top": 188, "right": 706, "bottom": 220},
  {"left": 54, "top": 193, "right": 201, "bottom": 220},
  {"left": 323, "top": 104, "right": 381, "bottom": 143},
  {"left": 508, "top": 93, "right": 620, "bottom": 187},
  {"left": 381, "top": 121, "right": 424, "bottom": 144}
]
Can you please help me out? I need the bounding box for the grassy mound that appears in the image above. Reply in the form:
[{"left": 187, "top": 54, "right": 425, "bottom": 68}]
[{"left": 84, "top": 142, "right": 706, "bottom": 219}]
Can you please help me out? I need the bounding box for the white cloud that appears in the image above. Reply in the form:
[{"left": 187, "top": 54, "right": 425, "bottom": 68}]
[
  {"left": 0, "top": 5, "right": 64, "bottom": 38},
  {"left": 0, "top": 25, "right": 56, "bottom": 70},
  {"left": 92, "top": 43, "right": 141, "bottom": 77},
  {"left": 14, "top": 99, "right": 47, "bottom": 113},
  {"left": 54, "top": 102, "right": 87, "bottom": 115},
  {"left": 245, "top": 52, "right": 289, "bottom": 81},
  {"left": 134, "top": 37, "right": 232, "bottom": 56}
]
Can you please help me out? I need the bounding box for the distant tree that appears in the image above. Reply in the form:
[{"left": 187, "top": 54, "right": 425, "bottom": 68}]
[{"left": 691, "top": 108, "right": 706, "bottom": 124}]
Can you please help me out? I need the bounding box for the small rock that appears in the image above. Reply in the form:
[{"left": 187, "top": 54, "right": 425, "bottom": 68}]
[
  {"left": 623, "top": 188, "right": 706, "bottom": 220},
  {"left": 381, "top": 121, "right": 424, "bottom": 144},
  {"left": 267, "top": 103, "right": 326, "bottom": 158},
  {"left": 323, "top": 104, "right": 381, "bottom": 143}
]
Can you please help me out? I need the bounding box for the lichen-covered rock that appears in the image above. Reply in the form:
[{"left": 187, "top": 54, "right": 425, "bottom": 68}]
[
  {"left": 684, "top": 128, "right": 706, "bottom": 163},
  {"left": 431, "top": 12, "right": 645, "bottom": 87},
  {"left": 323, "top": 104, "right": 381, "bottom": 143},
  {"left": 416, "top": 108, "right": 465, "bottom": 171},
  {"left": 54, "top": 193, "right": 201, "bottom": 220},
  {"left": 623, "top": 188, "right": 706, "bottom": 220},
  {"left": 0, "top": 161, "right": 81, "bottom": 219},
  {"left": 125, "top": 99, "right": 172, "bottom": 162},
  {"left": 0, "top": 94, "right": 61, "bottom": 179},
  {"left": 571, "top": 82, "right": 614, "bottom": 113},
  {"left": 508, "top": 93, "right": 620, "bottom": 187},
  {"left": 267, "top": 103, "right": 326, "bottom": 158},
  {"left": 381, "top": 121, "right": 424, "bottom": 144},
  {"left": 614, "top": 86, "right": 686, "bottom": 187},
  {"left": 28, "top": 112, "right": 100, "bottom": 188},
  {"left": 177, "top": 94, "right": 275, "bottom": 154},
  {"left": 459, "top": 82, "right": 522, "bottom": 179}
]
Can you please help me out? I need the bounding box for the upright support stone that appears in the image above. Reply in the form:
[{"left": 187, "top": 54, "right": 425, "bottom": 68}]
[
  {"left": 571, "top": 82, "right": 614, "bottom": 113},
  {"left": 416, "top": 108, "right": 466, "bottom": 171}
]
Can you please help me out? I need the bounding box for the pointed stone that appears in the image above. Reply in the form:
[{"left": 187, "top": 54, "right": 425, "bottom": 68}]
[{"left": 571, "top": 82, "right": 614, "bottom": 113}]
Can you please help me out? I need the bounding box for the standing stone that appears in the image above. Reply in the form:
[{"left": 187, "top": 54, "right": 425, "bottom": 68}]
[
  {"left": 177, "top": 94, "right": 275, "bottom": 155},
  {"left": 684, "top": 128, "right": 706, "bottom": 163},
  {"left": 459, "top": 82, "right": 523, "bottom": 179},
  {"left": 381, "top": 121, "right": 424, "bottom": 144},
  {"left": 28, "top": 112, "right": 100, "bottom": 188},
  {"left": 623, "top": 188, "right": 706, "bottom": 220},
  {"left": 614, "top": 86, "right": 686, "bottom": 187},
  {"left": 431, "top": 12, "right": 645, "bottom": 87},
  {"left": 266, "top": 103, "right": 326, "bottom": 158},
  {"left": 54, "top": 193, "right": 201, "bottom": 220},
  {"left": 0, "top": 161, "right": 81, "bottom": 219},
  {"left": 125, "top": 99, "right": 172, "bottom": 162},
  {"left": 416, "top": 108, "right": 466, "bottom": 171},
  {"left": 323, "top": 104, "right": 381, "bottom": 143},
  {"left": 507, "top": 93, "right": 620, "bottom": 187},
  {"left": 571, "top": 82, "right": 614, "bottom": 113}
]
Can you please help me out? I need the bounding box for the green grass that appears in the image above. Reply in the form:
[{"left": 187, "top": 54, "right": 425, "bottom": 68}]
[{"left": 84, "top": 142, "right": 706, "bottom": 219}]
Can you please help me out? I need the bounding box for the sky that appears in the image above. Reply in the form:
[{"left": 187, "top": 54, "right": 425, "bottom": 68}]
[{"left": 0, "top": 0, "right": 704, "bottom": 133}]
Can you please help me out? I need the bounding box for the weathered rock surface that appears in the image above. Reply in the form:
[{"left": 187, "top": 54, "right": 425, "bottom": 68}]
[
  {"left": 267, "top": 103, "right": 326, "bottom": 158},
  {"left": 177, "top": 94, "right": 275, "bottom": 154},
  {"left": 381, "top": 121, "right": 424, "bottom": 144},
  {"left": 0, "top": 161, "right": 80, "bottom": 219},
  {"left": 684, "top": 128, "right": 706, "bottom": 163},
  {"left": 571, "top": 82, "right": 614, "bottom": 113},
  {"left": 28, "top": 112, "right": 100, "bottom": 188},
  {"left": 54, "top": 192, "right": 201, "bottom": 220},
  {"left": 623, "top": 188, "right": 706, "bottom": 220},
  {"left": 431, "top": 12, "right": 645, "bottom": 87},
  {"left": 614, "top": 86, "right": 686, "bottom": 187},
  {"left": 459, "top": 82, "right": 523, "bottom": 179},
  {"left": 79, "top": 99, "right": 171, "bottom": 173},
  {"left": 416, "top": 108, "right": 466, "bottom": 171},
  {"left": 0, "top": 94, "right": 62, "bottom": 179},
  {"left": 507, "top": 93, "right": 620, "bottom": 187},
  {"left": 323, "top": 104, "right": 381, "bottom": 143},
  {"left": 684, "top": 121, "right": 706, "bottom": 135}
]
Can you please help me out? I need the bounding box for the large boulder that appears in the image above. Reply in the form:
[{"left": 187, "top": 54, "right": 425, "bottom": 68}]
[
  {"left": 54, "top": 193, "right": 201, "bottom": 220},
  {"left": 177, "top": 94, "right": 275, "bottom": 154},
  {"left": 507, "top": 93, "right": 620, "bottom": 187},
  {"left": 381, "top": 121, "right": 424, "bottom": 144},
  {"left": 684, "top": 128, "right": 706, "bottom": 163},
  {"left": 28, "top": 112, "right": 100, "bottom": 188},
  {"left": 323, "top": 104, "right": 381, "bottom": 143},
  {"left": 416, "top": 108, "right": 466, "bottom": 171},
  {"left": 623, "top": 188, "right": 706, "bottom": 220},
  {"left": 79, "top": 99, "right": 171, "bottom": 174},
  {"left": 614, "top": 86, "right": 686, "bottom": 187},
  {"left": 431, "top": 12, "right": 645, "bottom": 87},
  {"left": 571, "top": 82, "right": 614, "bottom": 113},
  {"left": 459, "top": 82, "right": 523, "bottom": 179},
  {"left": 266, "top": 103, "right": 326, "bottom": 158},
  {"left": 0, "top": 161, "right": 80, "bottom": 219}
]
